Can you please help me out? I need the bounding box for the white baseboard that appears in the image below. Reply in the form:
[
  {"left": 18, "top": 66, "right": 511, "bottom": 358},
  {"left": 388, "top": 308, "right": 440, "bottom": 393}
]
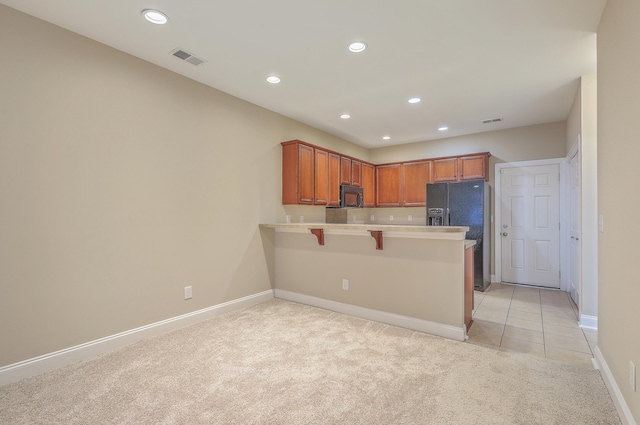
[
  {"left": 593, "top": 346, "right": 637, "bottom": 425},
  {"left": 274, "top": 289, "right": 466, "bottom": 342},
  {"left": 0, "top": 290, "right": 274, "bottom": 387},
  {"left": 580, "top": 314, "right": 598, "bottom": 330}
]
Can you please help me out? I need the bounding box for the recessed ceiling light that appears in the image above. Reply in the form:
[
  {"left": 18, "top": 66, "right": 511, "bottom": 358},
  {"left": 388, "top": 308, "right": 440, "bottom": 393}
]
[
  {"left": 266, "top": 76, "right": 281, "bottom": 84},
  {"left": 340, "top": 114, "right": 351, "bottom": 119},
  {"left": 408, "top": 97, "right": 421, "bottom": 104},
  {"left": 382, "top": 136, "right": 391, "bottom": 140},
  {"left": 438, "top": 126, "right": 449, "bottom": 131},
  {"left": 142, "top": 9, "right": 169, "bottom": 25},
  {"left": 348, "top": 41, "right": 367, "bottom": 53}
]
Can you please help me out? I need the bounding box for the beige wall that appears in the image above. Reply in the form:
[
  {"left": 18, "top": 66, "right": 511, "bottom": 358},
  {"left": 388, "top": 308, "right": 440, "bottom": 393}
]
[
  {"left": 597, "top": 0, "right": 640, "bottom": 421},
  {"left": 579, "top": 74, "right": 599, "bottom": 321},
  {"left": 0, "top": 5, "right": 365, "bottom": 367},
  {"left": 369, "top": 121, "right": 567, "bottom": 181},
  {"left": 272, "top": 231, "right": 465, "bottom": 328},
  {"left": 567, "top": 84, "right": 581, "bottom": 153}
]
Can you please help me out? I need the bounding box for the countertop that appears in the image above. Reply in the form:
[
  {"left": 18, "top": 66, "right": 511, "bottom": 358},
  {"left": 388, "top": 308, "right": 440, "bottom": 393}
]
[{"left": 260, "top": 223, "right": 471, "bottom": 241}]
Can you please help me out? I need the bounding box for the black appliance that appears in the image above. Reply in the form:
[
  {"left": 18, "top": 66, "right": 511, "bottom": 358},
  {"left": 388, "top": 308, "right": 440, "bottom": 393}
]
[
  {"left": 426, "top": 180, "right": 491, "bottom": 291},
  {"left": 340, "top": 185, "right": 364, "bottom": 208}
]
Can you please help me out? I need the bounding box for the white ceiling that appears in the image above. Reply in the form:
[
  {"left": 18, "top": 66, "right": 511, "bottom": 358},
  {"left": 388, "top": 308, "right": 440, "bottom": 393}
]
[{"left": 1, "top": 0, "right": 606, "bottom": 148}]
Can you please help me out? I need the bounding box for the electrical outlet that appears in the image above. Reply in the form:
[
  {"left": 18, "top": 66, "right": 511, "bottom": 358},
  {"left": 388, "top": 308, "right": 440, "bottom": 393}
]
[
  {"left": 184, "top": 286, "right": 192, "bottom": 300},
  {"left": 370, "top": 215, "right": 375, "bottom": 221},
  {"left": 299, "top": 216, "right": 304, "bottom": 223},
  {"left": 342, "top": 279, "right": 349, "bottom": 290},
  {"left": 389, "top": 215, "right": 394, "bottom": 221},
  {"left": 599, "top": 215, "right": 604, "bottom": 233},
  {"left": 631, "top": 361, "right": 637, "bottom": 392},
  {"left": 408, "top": 215, "right": 413, "bottom": 222}
]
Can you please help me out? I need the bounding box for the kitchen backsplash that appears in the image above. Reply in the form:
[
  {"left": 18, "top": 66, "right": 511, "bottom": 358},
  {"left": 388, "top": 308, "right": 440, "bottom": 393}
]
[{"left": 281, "top": 205, "right": 426, "bottom": 225}]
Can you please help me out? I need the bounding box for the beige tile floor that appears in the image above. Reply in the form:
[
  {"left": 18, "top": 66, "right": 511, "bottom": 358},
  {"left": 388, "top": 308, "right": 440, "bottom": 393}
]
[{"left": 468, "top": 283, "right": 598, "bottom": 368}]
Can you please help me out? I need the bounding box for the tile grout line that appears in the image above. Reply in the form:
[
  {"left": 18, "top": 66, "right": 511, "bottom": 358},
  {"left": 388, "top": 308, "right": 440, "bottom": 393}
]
[{"left": 498, "top": 286, "right": 515, "bottom": 348}]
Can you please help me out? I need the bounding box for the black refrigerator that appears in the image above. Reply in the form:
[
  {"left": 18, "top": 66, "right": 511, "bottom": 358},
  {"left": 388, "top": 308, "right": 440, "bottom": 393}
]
[{"left": 426, "top": 180, "right": 490, "bottom": 291}]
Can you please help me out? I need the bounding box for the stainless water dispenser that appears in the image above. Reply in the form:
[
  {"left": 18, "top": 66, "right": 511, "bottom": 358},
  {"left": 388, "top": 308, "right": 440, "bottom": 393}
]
[{"left": 427, "top": 208, "right": 445, "bottom": 226}]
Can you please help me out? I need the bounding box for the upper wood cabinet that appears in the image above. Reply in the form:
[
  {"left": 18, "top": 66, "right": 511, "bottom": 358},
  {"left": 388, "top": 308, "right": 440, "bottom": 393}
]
[
  {"left": 432, "top": 157, "right": 459, "bottom": 182},
  {"left": 282, "top": 140, "right": 489, "bottom": 207},
  {"left": 459, "top": 154, "right": 488, "bottom": 181},
  {"left": 282, "top": 141, "right": 315, "bottom": 204},
  {"left": 351, "top": 160, "right": 362, "bottom": 187},
  {"left": 328, "top": 153, "right": 341, "bottom": 206},
  {"left": 361, "top": 162, "right": 376, "bottom": 207},
  {"left": 314, "top": 149, "right": 329, "bottom": 205},
  {"left": 340, "top": 156, "right": 362, "bottom": 187},
  {"left": 376, "top": 163, "right": 402, "bottom": 207},
  {"left": 433, "top": 153, "right": 490, "bottom": 182},
  {"left": 340, "top": 157, "right": 351, "bottom": 185},
  {"left": 402, "top": 160, "right": 432, "bottom": 207}
]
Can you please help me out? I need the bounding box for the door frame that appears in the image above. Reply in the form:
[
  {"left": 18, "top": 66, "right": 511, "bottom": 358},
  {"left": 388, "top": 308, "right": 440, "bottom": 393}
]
[
  {"left": 567, "top": 138, "right": 582, "bottom": 309},
  {"left": 494, "top": 158, "right": 568, "bottom": 290}
]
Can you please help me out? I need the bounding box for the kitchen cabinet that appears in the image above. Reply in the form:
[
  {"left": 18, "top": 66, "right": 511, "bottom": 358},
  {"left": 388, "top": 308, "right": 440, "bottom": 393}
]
[
  {"left": 464, "top": 244, "right": 475, "bottom": 331},
  {"left": 361, "top": 162, "right": 376, "bottom": 207},
  {"left": 282, "top": 140, "right": 489, "bottom": 207},
  {"left": 376, "top": 163, "right": 402, "bottom": 207},
  {"left": 459, "top": 154, "right": 488, "bottom": 181},
  {"left": 433, "top": 153, "right": 490, "bottom": 182},
  {"left": 282, "top": 141, "right": 315, "bottom": 204},
  {"left": 402, "top": 160, "right": 432, "bottom": 207},
  {"left": 314, "top": 149, "right": 329, "bottom": 205},
  {"left": 432, "top": 157, "right": 459, "bottom": 182},
  {"left": 351, "top": 160, "right": 362, "bottom": 187},
  {"left": 328, "top": 153, "right": 341, "bottom": 206},
  {"left": 341, "top": 157, "right": 362, "bottom": 187}
]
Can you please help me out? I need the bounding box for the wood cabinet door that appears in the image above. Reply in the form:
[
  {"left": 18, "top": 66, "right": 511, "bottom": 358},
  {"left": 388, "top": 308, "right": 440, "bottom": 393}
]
[
  {"left": 340, "top": 157, "right": 352, "bottom": 185},
  {"left": 459, "top": 154, "right": 487, "bottom": 181},
  {"left": 281, "top": 142, "right": 298, "bottom": 204},
  {"left": 361, "top": 162, "right": 376, "bottom": 207},
  {"left": 328, "top": 153, "right": 341, "bottom": 206},
  {"left": 464, "top": 246, "right": 474, "bottom": 331},
  {"left": 432, "top": 157, "right": 458, "bottom": 182},
  {"left": 314, "top": 149, "right": 329, "bottom": 205},
  {"left": 376, "top": 163, "right": 402, "bottom": 207},
  {"left": 351, "top": 160, "right": 362, "bottom": 187},
  {"left": 402, "top": 160, "right": 432, "bottom": 207},
  {"left": 297, "top": 143, "right": 315, "bottom": 204}
]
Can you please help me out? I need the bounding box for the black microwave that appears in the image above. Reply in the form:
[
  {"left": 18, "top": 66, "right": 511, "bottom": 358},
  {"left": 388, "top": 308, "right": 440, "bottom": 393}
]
[{"left": 340, "top": 185, "right": 364, "bottom": 208}]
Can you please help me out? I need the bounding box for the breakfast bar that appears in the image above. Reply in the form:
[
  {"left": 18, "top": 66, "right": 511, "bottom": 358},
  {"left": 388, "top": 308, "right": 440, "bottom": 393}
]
[{"left": 260, "top": 223, "right": 475, "bottom": 341}]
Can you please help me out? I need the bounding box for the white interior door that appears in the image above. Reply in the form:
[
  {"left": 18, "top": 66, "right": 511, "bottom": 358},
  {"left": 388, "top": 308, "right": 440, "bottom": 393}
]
[
  {"left": 501, "top": 164, "right": 560, "bottom": 288},
  {"left": 568, "top": 149, "right": 581, "bottom": 305}
]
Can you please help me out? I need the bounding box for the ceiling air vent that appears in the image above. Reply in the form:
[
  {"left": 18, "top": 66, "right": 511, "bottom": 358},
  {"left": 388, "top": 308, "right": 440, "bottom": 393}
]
[
  {"left": 482, "top": 117, "right": 503, "bottom": 124},
  {"left": 170, "top": 48, "right": 205, "bottom": 66}
]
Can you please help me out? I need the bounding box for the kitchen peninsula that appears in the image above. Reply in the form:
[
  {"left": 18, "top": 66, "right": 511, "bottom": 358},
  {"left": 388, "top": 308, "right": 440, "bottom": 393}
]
[{"left": 260, "top": 223, "right": 475, "bottom": 341}]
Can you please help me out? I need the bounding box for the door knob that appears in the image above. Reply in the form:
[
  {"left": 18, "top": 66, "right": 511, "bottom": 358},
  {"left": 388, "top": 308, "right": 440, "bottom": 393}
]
[{"left": 502, "top": 232, "right": 508, "bottom": 236}]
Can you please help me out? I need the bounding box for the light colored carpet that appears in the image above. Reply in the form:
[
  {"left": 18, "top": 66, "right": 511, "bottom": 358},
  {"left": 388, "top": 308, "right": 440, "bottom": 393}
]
[{"left": 0, "top": 299, "right": 620, "bottom": 424}]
